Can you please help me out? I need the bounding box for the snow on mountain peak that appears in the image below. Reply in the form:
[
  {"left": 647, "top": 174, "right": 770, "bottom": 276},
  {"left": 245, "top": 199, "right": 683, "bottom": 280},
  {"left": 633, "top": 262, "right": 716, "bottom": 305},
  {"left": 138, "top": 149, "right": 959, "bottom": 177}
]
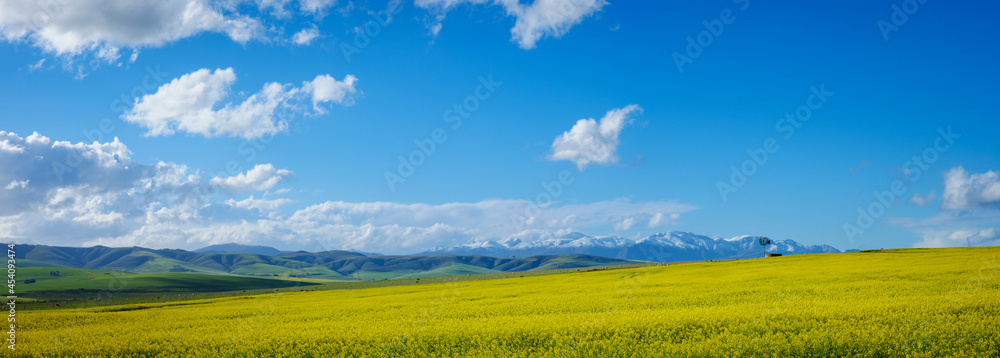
[{"left": 422, "top": 231, "right": 844, "bottom": 262}]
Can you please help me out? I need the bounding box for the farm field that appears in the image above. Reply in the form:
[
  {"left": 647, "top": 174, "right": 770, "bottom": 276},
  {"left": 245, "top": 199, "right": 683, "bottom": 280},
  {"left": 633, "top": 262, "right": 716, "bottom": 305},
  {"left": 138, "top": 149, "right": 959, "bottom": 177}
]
[
  {"left": 18, "top": 247, "right": 1000, "bottom": 357},
  {"left": 13, "top": 267, "right": 331, "bottom": 301}
]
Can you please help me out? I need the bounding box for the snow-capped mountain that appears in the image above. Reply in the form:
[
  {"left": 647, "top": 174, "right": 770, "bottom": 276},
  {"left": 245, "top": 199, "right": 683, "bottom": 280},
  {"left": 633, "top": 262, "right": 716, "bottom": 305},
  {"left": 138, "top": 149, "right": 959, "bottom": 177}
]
[{"left": 422, "top": 231, "right": 844, "bottom": 262}]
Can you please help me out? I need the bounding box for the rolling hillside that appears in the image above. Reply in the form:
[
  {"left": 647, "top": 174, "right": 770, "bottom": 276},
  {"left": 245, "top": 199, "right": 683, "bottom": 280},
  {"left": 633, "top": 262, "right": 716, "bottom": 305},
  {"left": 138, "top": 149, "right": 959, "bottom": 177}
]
[
  {"left": 194, "top": 243, "right": 287, "bottom": 256},
  {"left": 13, "top": 244, "right": 639, "bottom": 283},
  {"left": 15, "top": 266, "right": 325, "bottom": 300}
]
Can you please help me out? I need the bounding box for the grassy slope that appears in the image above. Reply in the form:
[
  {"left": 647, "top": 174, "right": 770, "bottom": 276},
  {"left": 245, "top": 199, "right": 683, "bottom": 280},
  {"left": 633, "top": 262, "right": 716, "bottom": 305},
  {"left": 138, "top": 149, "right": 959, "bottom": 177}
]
[
  {"left": 354, "top": 263, "right": 502, "bottom": 280},
  {"left": 18, "top": 245, "right": 636, "bottom": 283},
  {"left": 15, "top": 267, "right": 327, "bottom": 300},
  {"left": 21, "top": 247, "right": 1000, "bottom": 357},
  {"left": 342, "top": 255, "right": 631, "bottom": 280},
  {"left": 14, "top": 259, "right": 71, "bottom": 268}
]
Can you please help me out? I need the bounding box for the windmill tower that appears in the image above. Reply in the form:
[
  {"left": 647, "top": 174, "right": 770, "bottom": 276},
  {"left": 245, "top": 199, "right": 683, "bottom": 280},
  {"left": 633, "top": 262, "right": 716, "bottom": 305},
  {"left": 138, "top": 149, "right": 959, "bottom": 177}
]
[{"left": 758, "top": 236, "right": 772, "bottom": 258}]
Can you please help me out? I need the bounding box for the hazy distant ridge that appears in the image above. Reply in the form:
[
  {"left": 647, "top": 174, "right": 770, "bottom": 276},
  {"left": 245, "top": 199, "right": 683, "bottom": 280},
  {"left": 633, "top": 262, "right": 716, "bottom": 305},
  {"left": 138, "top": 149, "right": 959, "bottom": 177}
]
[{"left": 424, "top": 231, "right": 845, "bottom": 262}]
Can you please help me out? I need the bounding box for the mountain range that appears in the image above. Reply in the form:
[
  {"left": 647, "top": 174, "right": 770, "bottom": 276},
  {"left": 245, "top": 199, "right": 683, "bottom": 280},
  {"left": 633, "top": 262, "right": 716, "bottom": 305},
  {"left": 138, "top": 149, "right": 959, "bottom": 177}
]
[
  {"left": 11, "top": 231, "right": 845, "bottom": 282},
  {"left": 13, "top": 244, "right": 636, "bottom": 281},
  {"left": 194, "top": 243, "right": 288, "bottom": 256},
  {"left": 422, "top": 231, "right": 846, "bottom": 262}
]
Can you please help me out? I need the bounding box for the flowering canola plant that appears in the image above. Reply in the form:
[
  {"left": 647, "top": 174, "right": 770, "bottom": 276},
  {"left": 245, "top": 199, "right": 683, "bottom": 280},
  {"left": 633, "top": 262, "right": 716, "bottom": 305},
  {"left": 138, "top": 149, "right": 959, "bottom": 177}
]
[{"left": 17, "top": 247, "right": 1000, "bottom": 357}]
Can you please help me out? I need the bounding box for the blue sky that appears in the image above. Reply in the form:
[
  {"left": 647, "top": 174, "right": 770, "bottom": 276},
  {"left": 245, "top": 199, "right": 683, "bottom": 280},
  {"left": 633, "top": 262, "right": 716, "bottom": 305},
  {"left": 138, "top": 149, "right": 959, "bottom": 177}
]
[{"left": 0, "top": 0, "right": 998, "bottom": 253}]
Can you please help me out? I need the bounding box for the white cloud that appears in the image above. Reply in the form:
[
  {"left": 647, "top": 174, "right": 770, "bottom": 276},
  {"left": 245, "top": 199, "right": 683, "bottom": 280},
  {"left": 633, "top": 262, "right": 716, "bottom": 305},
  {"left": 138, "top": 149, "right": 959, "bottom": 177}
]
[
  {"left": 889, "top": 208, "right": 1000, "bottom": 248},
  {"left": 0, "top": 0, "right": 260, "bottom": 61},
  {"left": 0, "top": 138, "right": 24, "bottom": 153},
  {"left": 429, "top": 22, "right": 444, "bottom": 37},
  {"left": 123, "top": 68, "right": 359, "bottom": 139},
  {"left": 298, "top": 0, "right": 338, "bottom": 14},
  {"left": 913, "top": 227, "right": 1000, "bottom": 248},
  {"left": 415, "top": 0, "right": 607, "bottom": 49},
  {"left": 226, "top": 196, "right": 293, "bottom": 215},
  {"left": 910, "top": 191, "right": 936, "bottom": 207},
  {"left": 942, "top": 166, "right": 1000, "bottom": 210},
  {"left": 613, "top": 217, "right": 637, "bottom": 231},
  {"left": 210, "top": 164, "right": 293, "bottom": 195},
  {"left": 0, "top": 131, "right": 292, "bottom": 243},
  {"left": 292, "top": 27, "right": 320, "bottom": 45},
  {"left": 4, "top": 180, "right": 28, "bottom": 190},
  {"left": 648, "top": 212, "right": 679, "bottom": 228},
  {"left": 101, "top": 197, "right": 693, "bottom": 254},
  {"left": 887, "top": 167, "right": 1000, "bottom": 248},
  {"left": 511, "top": 0, "right": 608, "bottom": 49},
  {"left": 1, "top": 130, "right": 699, "bottom": 254},
  {"left": 0, "top": 131, "right": 697, "bottom": 254},
  {"left": 254, "top": 0, "right": 295, "bottom": 15},
  {"left": 250, "top": 0, "right": 338, "bottom": 18},
  {"left": 27, "top": 59, "right": 45, "bottom": 72},
  {"left": 305, "top": 74, "right": 359, "bottom": 112},
  {"left": 548, "top": 104, "right": 642, "bottom": 170},
  {"left": 70, "top": 197, "right": 695, "bottom": 254}
]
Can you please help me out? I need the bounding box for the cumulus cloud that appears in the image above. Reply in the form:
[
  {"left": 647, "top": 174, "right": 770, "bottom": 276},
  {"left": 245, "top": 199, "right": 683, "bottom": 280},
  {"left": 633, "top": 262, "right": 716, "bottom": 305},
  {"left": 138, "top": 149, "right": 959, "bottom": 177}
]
[
  {"left": 61, "top": 196, "right": 695, "bottom": 254},
  {"left": 210, "top": 164, "right": 293, "bottom": 195},
  {"left": 612, "top": 217, "right": 637, "bottom": 231},
  {"left": 298, "top": 0, "right": 338, "bottom": 14},
  {"left": 0, "top": 130, "right": 292, "bottom": 244},
  {"left": 889, "top": 207, "right": 1000, "bottom": 248},
  {"left": 87, "top": 197, "right": 694, "bottom": 254},
  {"left": 305, "top": 74, "right": 359, "bottom": 112},
  {"left": 292, "top": 27, "right": 320, "bottom": 45},
  {"left": 910, "top": 191, "right": 936, "bottom": 207},
  {"left": 4, "top": 180, "right": 28, "bottom": 190},
  {"left": 0, "top": 130, "right": 697, "bottom": 254},
  {"left": 888, "top": 167, "right": 1000, "bottom": 248},
  {"left": 942, "top": 166, "right": 1000, "bottom": 210},
  {"left": 415, "top": 0, "right": 607, "bottom": 49},
  {"left": 548, "top": 104, "right": 642, "bottom": 170},
  {"left": 254, "top": 0, "right": 337, "bottom": 16},
  {"left": 648, "top": 212, "right": 680, "bottom": 228},
  {"left": 913, "top": 227, "right": 1000, "bottom": 248},
  {"left": 511, "top": 0, "right": 608, "bottom": 49},
  {"left": 0, "top": 0, "right": 260, "bottom": 63},
  {"left": 123, "top": 68, "right": 359, "bottom": 139}
]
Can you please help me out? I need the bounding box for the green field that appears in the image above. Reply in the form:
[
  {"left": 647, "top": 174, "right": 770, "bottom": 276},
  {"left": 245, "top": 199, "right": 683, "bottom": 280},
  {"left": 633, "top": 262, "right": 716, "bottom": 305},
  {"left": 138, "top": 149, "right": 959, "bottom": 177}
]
[
  {"left": 18, "top": 247, "right": 1000, "bottom": 357},
  {"left": 15, "top": 267, "right": 327, "bottom": 301}
]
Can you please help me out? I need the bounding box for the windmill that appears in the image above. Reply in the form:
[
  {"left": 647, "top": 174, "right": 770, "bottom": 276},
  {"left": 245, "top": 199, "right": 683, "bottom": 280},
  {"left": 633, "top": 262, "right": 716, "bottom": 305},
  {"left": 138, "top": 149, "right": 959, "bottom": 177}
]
[{"left": 758, "top": 236, "right": 772, "bottom": 258}]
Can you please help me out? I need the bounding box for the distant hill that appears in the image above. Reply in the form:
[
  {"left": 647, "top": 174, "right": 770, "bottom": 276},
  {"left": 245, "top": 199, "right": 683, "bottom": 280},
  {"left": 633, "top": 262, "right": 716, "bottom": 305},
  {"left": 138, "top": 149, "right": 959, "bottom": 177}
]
[
  {"left": 194, "top": 243, "right": 287, "bottom": 256},
  {"left": 15, "top": 266, "right": 323, "bottom": 301},
  {"left": 424, "top": 231, "right": 846, "bottom": 262},
  {"left": 13, "top": 244, "right": 638, "bottom": 282},
  {"left": 279, "top": 251, "right": 630, "bottom": 278}
]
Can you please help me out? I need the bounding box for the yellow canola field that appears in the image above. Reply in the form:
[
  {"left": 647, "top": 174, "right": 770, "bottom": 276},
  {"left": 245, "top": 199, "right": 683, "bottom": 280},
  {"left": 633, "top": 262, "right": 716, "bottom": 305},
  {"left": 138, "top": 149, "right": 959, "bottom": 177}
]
[{"left": 18, "top": 247, "right": 1000, "bottom": 357}]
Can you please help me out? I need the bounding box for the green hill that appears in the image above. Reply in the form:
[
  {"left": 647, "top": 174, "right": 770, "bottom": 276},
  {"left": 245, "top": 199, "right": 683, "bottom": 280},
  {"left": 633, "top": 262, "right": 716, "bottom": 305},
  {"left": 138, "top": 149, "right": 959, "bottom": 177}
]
[
  {"left": 15, "top": 266, "right": 324, "bottom": 300},
  {"left": 13, "top": 244, "right": 640, "bottom": 287},
  {"left": 277, "top": 251, "right": 633, "bottom": 279}
]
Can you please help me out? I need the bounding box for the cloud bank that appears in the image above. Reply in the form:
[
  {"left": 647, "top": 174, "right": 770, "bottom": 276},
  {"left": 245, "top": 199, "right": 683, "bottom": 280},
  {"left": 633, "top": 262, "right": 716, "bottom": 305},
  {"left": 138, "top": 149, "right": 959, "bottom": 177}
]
[
  {"left": 0, "top": 130, "right": 293, "bottom": 244},
  {"left": 0, "top": 131, "right": 695, "bottom": 254},
  {"left": 892, "top": 166, "right": 1000, "bottom": 248},
  {"left": 942, "top": 166, "right": 1000, "bottom": 210},
  {"left": 0, "top": 0, "right": 260, "bottom": 63}
]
